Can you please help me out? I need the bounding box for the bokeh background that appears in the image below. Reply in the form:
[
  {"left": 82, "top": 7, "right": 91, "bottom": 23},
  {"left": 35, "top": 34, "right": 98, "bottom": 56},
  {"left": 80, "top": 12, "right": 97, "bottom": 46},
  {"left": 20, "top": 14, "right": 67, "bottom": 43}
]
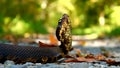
[{"left": 0, "top": 0, "right": 120, "bottom": 39}]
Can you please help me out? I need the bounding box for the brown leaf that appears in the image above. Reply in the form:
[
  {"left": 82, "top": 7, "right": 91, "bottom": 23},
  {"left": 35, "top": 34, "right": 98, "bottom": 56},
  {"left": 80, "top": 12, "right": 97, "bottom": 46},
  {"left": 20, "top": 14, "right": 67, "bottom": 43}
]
[
  {"left": 106, "top": 59, "right": 115, "bottom": 64},
  {"left": 49, "top": 33, "right": 58, "bottom": 45},
  {"left": 64, "top": 57, "right": 95, "bottom": 62},
  {"left": 95, "top": 54, "right": 106, "bottom": 61},
  {"left": 64, "top": 58, "right": 79, "bottom": 62},
  {"left": 76, "top": 57, "right": 88, "bottom": 62},
  {"left": 85, "top": 53, "right": 95, "bottom": 58},
  {"left": 76, "top": 57, "right": 95, "bottom": 62},
  {"left": 38, "top": 41, "right": 57, "bottom": 47},
  {"left": 105, "top": 59, "right": 120, "bottom": 65}
]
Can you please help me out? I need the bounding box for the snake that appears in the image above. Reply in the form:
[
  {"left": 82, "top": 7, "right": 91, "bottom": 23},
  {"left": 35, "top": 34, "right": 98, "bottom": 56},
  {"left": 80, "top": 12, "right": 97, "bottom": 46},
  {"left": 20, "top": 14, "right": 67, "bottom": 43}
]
[
  {"left": 56, "top": 14, "right": 73, "bottom": 54},
  {"left": 0, "top": 14, "right": 72, "bottom": 64}
]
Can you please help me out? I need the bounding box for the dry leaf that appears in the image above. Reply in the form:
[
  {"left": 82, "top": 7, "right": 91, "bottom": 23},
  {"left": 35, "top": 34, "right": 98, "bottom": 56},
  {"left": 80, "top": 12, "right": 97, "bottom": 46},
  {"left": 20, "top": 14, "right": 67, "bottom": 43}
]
[
  {"left": 95, "top": 54, "right": 106, "bottom": 61},
  {"left": 64, "top": 57, "right": 95, "bottom": 62},
  {"left": 85, "top": 53, "right": 95, "bottom": 58},
  {"left": 64, "top": 58, "right": 79, "bottom": 62},
  {"left": 38, "top": 41, "right": 57, "bottom": 47},
  {"left": 49, "top": 33, "right": 58, "bottom": 45},
  {"left": 76, "top": 57, "right": 95, "bottom": 62},
  {"left": 105, "top": 59, "right": 120, "bottom": 65}
]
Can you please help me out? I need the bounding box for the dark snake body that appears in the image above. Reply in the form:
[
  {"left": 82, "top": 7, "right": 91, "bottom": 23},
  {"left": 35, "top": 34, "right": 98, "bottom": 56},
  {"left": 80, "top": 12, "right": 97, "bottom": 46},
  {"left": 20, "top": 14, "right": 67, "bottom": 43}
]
[
  {"left": 0, "top": 14, "right": 72, "bottom": 64},
  {"left": 0, "top": 43, "right": 63, "bottom": 64}
]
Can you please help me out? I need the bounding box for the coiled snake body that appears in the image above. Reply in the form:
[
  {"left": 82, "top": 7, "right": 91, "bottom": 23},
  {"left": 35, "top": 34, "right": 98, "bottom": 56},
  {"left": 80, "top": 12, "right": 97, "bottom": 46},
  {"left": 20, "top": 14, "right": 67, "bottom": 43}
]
[{"left": 0, "top": 14, "right": 72, "bottom": 64}]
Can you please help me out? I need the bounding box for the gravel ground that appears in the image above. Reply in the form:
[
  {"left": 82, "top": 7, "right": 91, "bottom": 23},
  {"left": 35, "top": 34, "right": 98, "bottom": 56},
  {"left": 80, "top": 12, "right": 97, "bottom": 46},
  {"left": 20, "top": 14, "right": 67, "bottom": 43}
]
[
  {"left": 0, "top": 46, "right": 120, "bottom": 68},
  {"left": 0, "top": 39, "right": 120, "bottom": 68},
  {"left": 1, "top": 61, "right": 120, "bottom": 68}
]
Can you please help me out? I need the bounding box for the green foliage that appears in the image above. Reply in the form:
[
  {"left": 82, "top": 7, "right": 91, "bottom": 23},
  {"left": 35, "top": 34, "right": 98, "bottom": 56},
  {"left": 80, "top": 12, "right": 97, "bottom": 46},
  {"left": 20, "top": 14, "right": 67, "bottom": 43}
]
[
  {"left": 31, "top": 20, "right": 48, "bottom": 34},
  {"left": 0, "top": 0, "right": 120, "bottom": 37},
  {"left": 106, "top": 27, "right": 120, "bottom": 37}
]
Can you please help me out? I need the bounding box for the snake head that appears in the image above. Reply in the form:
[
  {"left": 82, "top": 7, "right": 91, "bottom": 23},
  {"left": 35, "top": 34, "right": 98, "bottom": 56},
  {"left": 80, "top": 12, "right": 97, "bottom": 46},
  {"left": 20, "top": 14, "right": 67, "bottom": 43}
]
[{"left": 56, "top": 14, "right": 73, "bottom": 54}]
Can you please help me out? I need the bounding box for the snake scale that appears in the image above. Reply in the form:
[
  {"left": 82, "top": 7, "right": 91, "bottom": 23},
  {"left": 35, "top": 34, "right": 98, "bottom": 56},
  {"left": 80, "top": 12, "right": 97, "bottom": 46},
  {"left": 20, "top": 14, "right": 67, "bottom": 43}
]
[{"left": 0, "top": 14, "right": 72, "bottom": 64}]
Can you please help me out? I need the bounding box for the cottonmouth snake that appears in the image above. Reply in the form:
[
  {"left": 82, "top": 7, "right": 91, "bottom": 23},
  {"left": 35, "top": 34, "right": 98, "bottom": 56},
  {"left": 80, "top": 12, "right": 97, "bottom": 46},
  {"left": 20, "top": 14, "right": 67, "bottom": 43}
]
[{"left": 0, "top": 14, "right": 72, "bottom": 64}]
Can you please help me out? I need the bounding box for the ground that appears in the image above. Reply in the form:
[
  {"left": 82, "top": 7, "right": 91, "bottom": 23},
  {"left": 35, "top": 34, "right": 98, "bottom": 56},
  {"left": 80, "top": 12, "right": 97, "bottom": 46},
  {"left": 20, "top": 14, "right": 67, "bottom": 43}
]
[{"left": 0, "top": 37, "right": 120, "bottom": 68}]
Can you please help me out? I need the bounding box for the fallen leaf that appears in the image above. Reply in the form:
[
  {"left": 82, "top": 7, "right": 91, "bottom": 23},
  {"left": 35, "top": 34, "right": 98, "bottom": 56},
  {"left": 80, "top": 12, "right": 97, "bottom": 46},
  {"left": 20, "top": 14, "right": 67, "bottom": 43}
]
[
  {"left": 76, "top": 57, "right": 95, "bottom": 62},
  {"left": 95, "top": 54, "right": 106, "bottom": 61},
  {"left": 38, "top": 41, "right": 57, "bottom": 47},
  {"left": 85, "top": 53, "right": 95, "bottom": 58},
  {"left": 64, "top": 58, "right": 79, "bottom": 62},
  {"left": 105, "top": 59, "right": 120, "bottom": 65},
  {"left": 49, "top": 33, "right": 58, "bottom": 45},
  {"left": 64, "top": 57, "right": 95, "bottom": 62}
]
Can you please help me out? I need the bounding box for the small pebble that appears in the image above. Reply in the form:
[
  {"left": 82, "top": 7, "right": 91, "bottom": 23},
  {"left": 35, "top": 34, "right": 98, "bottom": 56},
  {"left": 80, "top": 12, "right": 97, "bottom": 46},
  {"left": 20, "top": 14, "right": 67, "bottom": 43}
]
[{"left": 4, "top": 60, "right": 15, "bottom": 68}]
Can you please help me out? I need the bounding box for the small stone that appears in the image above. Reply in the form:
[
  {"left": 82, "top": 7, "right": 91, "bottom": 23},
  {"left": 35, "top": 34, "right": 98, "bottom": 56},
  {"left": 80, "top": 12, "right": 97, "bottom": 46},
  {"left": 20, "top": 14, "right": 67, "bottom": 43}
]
[
  {"left": 4, "top": 60, "right": 15, "bottom": 68},
  {"left": 22, "top": 62, "right": 34, "bottom": 68},
  {"left": 35, "top": 63, "right": 42, "bottom": 66},
  {"left": 24, "top": 62, "right": 34, "bottom": 66}
]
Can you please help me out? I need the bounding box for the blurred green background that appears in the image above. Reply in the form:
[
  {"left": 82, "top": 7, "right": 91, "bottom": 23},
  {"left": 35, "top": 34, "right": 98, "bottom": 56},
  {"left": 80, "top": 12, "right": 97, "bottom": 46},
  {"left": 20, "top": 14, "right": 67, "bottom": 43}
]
[{"left": 0, "top": 0, "right": 120, "bottom": 38}]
